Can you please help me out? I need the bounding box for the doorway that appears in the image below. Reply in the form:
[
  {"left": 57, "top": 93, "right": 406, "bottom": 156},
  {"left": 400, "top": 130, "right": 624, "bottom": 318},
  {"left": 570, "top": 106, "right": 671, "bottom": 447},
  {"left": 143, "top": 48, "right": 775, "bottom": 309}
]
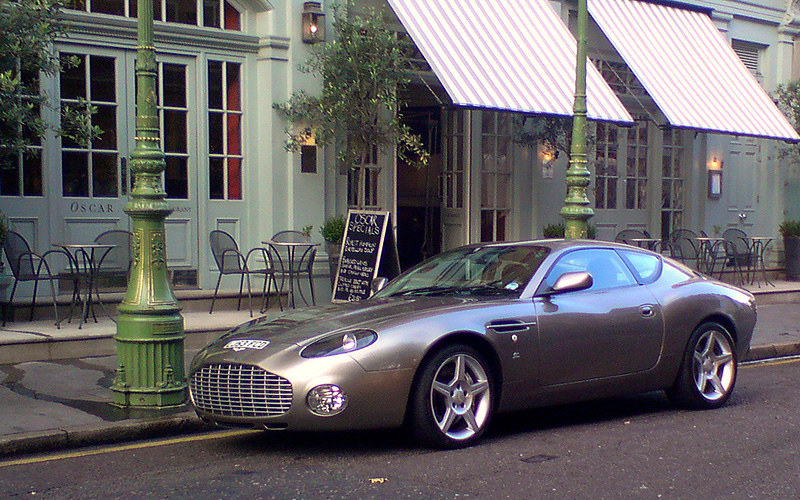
[{"left": 397, "top": 107, "right": 442, "bottom": 270}]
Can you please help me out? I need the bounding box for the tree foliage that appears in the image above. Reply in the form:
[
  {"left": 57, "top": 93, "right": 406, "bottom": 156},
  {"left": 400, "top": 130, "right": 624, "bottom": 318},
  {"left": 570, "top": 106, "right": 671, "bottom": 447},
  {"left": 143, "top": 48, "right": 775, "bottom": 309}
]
[
  {"left": 0, "top": 0, "right": 99, "bottom": 168},
  {"left": 774, "top": 80, "right": 800, "bottom": 164},
  {"left": 512, "top": 115, "right": 573, "bottom": 160},
  {"left": 274, "top": 4, "right": 428, "bottom": 170}
]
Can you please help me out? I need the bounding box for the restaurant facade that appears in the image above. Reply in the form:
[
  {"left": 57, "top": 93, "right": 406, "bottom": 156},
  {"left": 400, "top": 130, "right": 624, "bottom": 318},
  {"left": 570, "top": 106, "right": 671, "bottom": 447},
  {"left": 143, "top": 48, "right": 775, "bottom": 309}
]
[{"left": 0, "top": 0, "right": 798, "bottom": 301}]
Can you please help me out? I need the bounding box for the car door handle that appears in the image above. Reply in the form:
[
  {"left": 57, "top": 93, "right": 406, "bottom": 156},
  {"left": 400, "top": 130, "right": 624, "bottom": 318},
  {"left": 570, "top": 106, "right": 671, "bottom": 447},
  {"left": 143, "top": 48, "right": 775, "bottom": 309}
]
[
  {"left": 487, "top": 320, "right": 536, "bottom": 333},
  {"left": 640, "top": 305, "right": 655, "bottom": 318}
]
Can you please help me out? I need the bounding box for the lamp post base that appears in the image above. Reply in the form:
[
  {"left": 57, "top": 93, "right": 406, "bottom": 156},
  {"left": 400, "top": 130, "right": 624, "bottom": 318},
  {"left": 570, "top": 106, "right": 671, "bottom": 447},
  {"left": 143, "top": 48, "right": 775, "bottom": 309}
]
[{"left": 112, "top": 313, "right": 187, "bottom": 408}]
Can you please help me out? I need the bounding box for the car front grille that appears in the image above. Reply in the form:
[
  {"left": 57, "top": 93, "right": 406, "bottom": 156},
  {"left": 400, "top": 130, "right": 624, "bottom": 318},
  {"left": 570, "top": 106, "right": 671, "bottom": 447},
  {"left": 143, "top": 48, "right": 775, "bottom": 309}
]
[{"left": 190, "top": 363, "right": 292, "bottom": 418}]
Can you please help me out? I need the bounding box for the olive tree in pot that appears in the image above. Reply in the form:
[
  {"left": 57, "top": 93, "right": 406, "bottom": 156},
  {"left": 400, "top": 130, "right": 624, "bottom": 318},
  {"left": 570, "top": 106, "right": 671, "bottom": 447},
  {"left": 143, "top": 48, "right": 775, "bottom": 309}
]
[
  {"left": 320, "top": 215, "right": 345, "bottom": 287},
  {"left": 780, "top": 220, "right": 800, "bottom": 280}
]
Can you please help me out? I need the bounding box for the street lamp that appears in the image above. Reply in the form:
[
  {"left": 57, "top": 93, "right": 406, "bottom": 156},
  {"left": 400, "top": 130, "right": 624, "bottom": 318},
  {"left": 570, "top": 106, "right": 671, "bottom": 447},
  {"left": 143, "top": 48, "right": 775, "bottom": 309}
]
[
  {"left": 560, "top": 0, "right": 594, "bottom": 239},
  {"left": 111, "top": 0, "right": 187, "bottom": 408}
]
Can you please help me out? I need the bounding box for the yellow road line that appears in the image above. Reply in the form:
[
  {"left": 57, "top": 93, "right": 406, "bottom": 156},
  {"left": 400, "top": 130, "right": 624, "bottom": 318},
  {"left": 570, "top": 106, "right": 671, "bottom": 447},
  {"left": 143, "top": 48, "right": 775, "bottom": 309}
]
[
  {"left": 742, "top": 356, "right": 800, "bottom": 368},
  {"left": 0, "top": 429, "right": 259, "bottom": 469}
]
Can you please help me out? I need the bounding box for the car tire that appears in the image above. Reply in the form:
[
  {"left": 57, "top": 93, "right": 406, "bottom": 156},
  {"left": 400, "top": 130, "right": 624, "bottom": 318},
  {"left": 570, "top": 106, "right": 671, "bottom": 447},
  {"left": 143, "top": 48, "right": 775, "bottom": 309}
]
[
  {"left": 666, "top": 321, "right": 737, "bottom": 410},
  {"left": 408, "top": 344, "right": 494, "bottom": 449}
]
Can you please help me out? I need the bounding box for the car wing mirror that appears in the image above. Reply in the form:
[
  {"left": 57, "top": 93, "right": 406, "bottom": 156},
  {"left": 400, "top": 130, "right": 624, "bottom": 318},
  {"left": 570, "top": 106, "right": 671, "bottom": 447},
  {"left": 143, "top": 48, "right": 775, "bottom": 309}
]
[
  {"left": 370, "top": 277, "right": 388, "bottom": 295},
  {"left": 542, "top": 271, "right": 593, "bottom": 296}
]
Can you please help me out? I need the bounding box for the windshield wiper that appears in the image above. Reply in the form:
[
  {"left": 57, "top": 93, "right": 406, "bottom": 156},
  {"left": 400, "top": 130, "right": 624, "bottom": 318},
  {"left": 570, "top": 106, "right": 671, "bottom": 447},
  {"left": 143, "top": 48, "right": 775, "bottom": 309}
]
[
  {"left": 389, "top": 285, "right": 463, "bottom": 297},
  {"left": 460, "top": 282, "right": 517, "bottom": 296}
]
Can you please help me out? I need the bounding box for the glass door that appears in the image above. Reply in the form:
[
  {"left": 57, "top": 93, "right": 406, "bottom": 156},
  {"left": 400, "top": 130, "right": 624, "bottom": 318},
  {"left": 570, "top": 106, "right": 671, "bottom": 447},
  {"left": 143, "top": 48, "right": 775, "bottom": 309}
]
[
  {"left": 53, "top": 48, "right": 133, "bottom": 244},
  {"left": 441, "top": 109, "right": 470, "bottom": 251}
]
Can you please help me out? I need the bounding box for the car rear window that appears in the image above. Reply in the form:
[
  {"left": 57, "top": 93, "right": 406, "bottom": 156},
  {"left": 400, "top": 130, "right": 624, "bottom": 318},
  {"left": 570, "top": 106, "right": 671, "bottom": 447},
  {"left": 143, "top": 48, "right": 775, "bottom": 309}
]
[{"left": 619, "top": 249, "right": 661, "bottom": 284}]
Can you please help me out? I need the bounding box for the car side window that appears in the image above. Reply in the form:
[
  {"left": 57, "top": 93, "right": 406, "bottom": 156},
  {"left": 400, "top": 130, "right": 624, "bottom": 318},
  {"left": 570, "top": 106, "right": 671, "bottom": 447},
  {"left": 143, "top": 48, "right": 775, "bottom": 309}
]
[
  {"left": 619, "top": 249, "right": 661, "bottom": 284},
  {"left": 545, "top": 248, "right": 637, "bottom": 292}
]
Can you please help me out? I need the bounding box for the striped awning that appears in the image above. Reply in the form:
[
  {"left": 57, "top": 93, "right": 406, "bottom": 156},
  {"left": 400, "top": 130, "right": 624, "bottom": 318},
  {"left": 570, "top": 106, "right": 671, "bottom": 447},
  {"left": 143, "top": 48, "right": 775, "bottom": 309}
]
[
  {"left": 589, "top": 0, "right": 800, "bottom": 142},
  {"left": 386, "top": 0, "right": 634, "bottom": 124}
]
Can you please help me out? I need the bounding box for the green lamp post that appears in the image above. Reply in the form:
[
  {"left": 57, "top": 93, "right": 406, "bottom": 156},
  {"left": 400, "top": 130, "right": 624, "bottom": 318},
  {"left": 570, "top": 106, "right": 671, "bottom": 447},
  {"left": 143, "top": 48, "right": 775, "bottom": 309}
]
[
  {"left": 560, "top": 0, "right": 594, "bottom": 239},
  {"left": 111, "top": 0, "right": 187, "bottom": 408}
]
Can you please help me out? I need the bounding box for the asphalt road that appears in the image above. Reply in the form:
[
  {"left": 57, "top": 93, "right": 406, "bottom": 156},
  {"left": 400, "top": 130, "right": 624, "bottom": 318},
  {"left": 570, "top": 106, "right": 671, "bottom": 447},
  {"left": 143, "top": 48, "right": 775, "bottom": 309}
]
[{"left": 1, "top": 358, "right": 799, "bottom": 500}]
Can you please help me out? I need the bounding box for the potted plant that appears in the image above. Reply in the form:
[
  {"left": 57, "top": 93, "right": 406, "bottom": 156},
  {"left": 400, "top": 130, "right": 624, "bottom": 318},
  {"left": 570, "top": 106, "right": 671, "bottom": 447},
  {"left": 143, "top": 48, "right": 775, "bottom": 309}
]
[
  {"left": 779, "top": 219, "right": 800, "bottom": 280},
  {"left": 320, "top": 215, "right": 345, "bottom": 286}
]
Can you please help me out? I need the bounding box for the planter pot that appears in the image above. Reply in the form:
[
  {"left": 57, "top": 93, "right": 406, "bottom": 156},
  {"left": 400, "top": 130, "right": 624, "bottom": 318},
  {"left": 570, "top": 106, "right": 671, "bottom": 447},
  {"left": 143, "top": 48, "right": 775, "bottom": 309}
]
[
  {"left": 784, "top": 236, "right": 800, "bottom": 281},
  {"left": 325, "top": 242, "right": 342, "bottom": 288}
]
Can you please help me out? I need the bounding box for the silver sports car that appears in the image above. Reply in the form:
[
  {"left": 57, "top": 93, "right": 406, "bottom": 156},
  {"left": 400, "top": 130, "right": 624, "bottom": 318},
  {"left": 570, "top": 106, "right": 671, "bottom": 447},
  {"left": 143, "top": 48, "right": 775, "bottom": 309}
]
[{"left": 189, "top": 240, "right": 756, "bottom": 448}]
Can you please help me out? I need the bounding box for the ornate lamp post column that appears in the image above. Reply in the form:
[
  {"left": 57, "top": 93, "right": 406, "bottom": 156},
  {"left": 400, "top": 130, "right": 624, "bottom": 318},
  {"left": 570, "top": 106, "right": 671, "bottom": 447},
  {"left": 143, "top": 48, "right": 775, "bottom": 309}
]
[
  {"left": 560, "top": 0, "right": 594, "bottom": 239},
  {"left": 111, "top": 0, "right": 187, "bottom": 408}
]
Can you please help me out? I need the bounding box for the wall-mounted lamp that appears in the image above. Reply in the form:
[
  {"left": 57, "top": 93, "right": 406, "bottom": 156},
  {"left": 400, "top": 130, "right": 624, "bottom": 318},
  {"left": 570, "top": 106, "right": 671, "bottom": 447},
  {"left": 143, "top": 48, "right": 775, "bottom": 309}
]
[
  {"left": 540, "top": 145, "right": 559, "bottom": 179},
  {"left": 707, "top": 156, "right": 723, "bottom": 198},
  {"left": 302, "top": 2, "right": 326, "bottom": 44}
]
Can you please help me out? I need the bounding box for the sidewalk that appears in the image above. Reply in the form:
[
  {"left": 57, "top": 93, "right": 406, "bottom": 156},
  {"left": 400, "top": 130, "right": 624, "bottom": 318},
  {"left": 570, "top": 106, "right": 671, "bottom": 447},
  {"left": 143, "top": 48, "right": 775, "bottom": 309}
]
[{"left": 1, "top": 283, "right": 799, "bottom": 458}]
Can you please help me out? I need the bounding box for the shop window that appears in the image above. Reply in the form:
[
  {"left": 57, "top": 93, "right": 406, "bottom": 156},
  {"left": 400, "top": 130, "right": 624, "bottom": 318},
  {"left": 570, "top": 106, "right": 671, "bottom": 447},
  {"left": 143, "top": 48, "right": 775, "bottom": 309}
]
[
  {"left": 66, "top": 0, "right": 241, "bottom": 30},
  {"left": 0, "top": 65, "right": 43, "bottom": 197},
  {"left": 595, "top": 119, "right": 649, "bottom": 212},
  {"left": 625, "top": 120, "right": 648, "bottom": 210},
  {"left": 595, "top": 123, "right": 618, "bottom": 209},
  {"left": 60, "top": 54, "right": 119, "bottom": 199},
  {"left": 208, "top": 60, "right": 243, "bottom": 200},
  {"left": 159, "top": 63, "right": 189, "bottom": 199}
]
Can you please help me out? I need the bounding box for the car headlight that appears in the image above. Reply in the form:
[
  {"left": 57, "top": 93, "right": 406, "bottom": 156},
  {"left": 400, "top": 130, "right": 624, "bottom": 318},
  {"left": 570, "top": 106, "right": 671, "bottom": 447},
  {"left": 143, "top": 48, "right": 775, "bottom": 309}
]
[
  {"left": 307, "top": 385, "right": 348, "bottom": 416},
  {"left": 301, "top": 329, "right": 378, "bottom": 358}
]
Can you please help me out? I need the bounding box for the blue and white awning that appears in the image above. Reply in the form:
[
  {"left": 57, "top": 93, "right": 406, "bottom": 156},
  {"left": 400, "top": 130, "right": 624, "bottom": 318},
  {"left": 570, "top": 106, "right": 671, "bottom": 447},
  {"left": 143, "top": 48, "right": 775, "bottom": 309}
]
[
  {"left": 386, "top": 0, "right": 634, "bottom": 124},
  {"left": 589, "top": 0, "right": 799, "bottom": 142}
]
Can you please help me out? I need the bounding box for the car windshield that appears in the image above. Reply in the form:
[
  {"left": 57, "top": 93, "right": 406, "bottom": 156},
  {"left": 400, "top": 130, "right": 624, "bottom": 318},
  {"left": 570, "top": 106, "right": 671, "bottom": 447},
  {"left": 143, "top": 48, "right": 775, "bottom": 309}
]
[{"left": 374, "top": 245, "right": 550, "bottom": 299}]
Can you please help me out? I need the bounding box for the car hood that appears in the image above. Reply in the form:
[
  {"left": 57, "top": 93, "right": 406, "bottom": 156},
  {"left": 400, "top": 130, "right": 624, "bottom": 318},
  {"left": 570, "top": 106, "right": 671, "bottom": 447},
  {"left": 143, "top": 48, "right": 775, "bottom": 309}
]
[{"left": 209, "top": 296, "right": 484, "bottom": 349}]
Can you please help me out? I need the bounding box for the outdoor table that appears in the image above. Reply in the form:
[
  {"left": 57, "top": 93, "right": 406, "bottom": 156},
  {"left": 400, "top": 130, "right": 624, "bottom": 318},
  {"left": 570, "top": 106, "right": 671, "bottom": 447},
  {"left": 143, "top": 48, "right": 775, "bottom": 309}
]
[
  {"left": 629, "top": 238, "right": 659, "bottom": 250},
  {"left": 263, "top": 240, "right": 319, "bottom": 309},
  {"left": 54, "top": 243, "right": 116, "bottom": 328}
]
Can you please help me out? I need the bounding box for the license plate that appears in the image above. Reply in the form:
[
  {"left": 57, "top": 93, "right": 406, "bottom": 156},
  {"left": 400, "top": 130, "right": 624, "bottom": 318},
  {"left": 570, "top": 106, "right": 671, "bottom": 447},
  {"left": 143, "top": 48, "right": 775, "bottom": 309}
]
[{"left": 224, "top": 339, "right": 270, "bottom": 352}]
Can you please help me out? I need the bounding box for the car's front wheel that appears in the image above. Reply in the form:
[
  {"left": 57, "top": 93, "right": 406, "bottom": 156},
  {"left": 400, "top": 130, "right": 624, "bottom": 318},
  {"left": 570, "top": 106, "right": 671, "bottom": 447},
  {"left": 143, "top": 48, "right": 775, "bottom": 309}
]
[
  {"left": 409, "top": 344, "right": 494, "bottom": 449},
  {"left": 667, "top": 321, "right": 737, "bottom": 409}
]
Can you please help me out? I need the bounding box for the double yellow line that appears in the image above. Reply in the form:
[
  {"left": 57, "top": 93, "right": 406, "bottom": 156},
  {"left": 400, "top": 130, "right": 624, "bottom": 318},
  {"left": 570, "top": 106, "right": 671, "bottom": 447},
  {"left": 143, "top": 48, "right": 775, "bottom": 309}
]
[{"left": 0, "top": 429, "right": 259, "bottom": 469}]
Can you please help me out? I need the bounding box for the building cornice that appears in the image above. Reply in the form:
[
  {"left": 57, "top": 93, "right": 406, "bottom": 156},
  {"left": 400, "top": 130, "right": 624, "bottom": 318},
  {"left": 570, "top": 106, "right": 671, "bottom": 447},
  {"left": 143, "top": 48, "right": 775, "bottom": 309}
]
[{"left": 59, "top": 11, "right": 261, "bottom": 54}]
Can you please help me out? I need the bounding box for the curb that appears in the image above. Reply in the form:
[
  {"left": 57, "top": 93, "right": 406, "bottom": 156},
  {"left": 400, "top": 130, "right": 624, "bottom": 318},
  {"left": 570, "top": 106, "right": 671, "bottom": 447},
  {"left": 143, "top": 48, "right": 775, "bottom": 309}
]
[
  {"left": 743, "top": 343, "right": 800, "bottom": 362},
  {"left": 0, "top": 412, "right": 211, "bottom": 458}
]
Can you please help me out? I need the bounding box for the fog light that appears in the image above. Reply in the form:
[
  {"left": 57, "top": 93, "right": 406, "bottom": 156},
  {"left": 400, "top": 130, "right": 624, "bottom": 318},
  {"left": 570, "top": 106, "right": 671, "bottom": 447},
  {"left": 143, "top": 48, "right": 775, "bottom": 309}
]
[{"left": 307, "top": 385, "right": 348, "bottom": 416}]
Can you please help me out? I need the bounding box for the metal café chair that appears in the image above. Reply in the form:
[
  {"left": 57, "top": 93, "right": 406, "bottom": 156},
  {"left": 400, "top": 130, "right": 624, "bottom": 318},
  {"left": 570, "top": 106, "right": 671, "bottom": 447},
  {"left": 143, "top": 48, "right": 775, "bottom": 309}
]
[
  {"left": 667, "top": 229, "right": 701, "bottom": 269},
  {"left": 721, "top": 228, "right": 753, "bottom": 284},
  {"left": 1, "top": 230, "right": 63, "bottom": 325},
  {"left": 268, "top": 230, "right": 317, "bottom": 308},
  {"left": 209, "top": 230, "right": 280, "bottom": 316},
  {"left": 93, "top": 229, "right": 133, "bottom": 285}
]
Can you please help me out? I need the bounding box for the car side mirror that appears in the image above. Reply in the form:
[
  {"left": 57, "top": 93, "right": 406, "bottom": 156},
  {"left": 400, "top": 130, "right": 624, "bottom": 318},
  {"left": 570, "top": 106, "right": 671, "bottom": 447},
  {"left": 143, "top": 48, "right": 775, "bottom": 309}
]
[
  {"left": 544, "top": 271, "right": 593, "bottom": 296},
  {"left": 370, "top": 277, "right": 388, "bottom": 295}
]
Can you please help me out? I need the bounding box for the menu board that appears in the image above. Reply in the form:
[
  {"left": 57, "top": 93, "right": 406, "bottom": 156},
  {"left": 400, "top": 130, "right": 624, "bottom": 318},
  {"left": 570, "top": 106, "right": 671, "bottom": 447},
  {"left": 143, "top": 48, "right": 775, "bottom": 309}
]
[{"left": 332, "top": 210, "right": 400, "bottom": 303}]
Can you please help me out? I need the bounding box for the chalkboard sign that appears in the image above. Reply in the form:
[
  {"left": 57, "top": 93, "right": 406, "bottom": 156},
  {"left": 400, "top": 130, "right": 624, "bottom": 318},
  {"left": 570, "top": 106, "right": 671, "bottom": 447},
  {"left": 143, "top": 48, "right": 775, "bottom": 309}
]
[{"left": 332, "top": 210, "right": 400, "bottom": 303}]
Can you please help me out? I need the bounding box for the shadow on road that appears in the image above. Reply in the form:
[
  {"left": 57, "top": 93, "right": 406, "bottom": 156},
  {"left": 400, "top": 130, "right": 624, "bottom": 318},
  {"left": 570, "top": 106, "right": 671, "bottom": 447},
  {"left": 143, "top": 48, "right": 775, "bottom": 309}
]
[{"left": 212, "top": 391, "right": 684, "bottom": 455}]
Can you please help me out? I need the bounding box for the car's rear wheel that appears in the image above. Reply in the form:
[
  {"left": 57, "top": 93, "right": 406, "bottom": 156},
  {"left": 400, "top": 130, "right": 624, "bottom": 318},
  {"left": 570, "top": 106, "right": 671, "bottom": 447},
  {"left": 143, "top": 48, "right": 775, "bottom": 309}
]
[
  {"left": 666, "top": 321, "right": 737, "bottom": 409},
  {"left": 409, "top": 344, "right": 493, "bottom": 449}
]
